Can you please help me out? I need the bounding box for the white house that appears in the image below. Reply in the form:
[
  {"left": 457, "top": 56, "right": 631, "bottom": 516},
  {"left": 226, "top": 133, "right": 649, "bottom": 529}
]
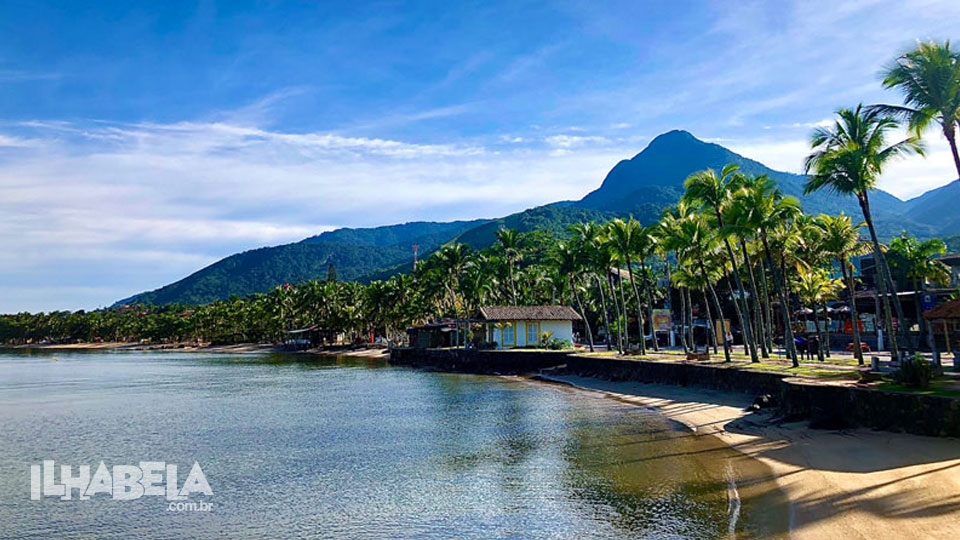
[{"left": 479, "top": 305, "right": 581, "bottom": 349}]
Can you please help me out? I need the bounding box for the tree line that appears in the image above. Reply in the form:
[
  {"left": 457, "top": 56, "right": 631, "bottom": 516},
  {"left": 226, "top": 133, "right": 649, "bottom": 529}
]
[{"left": 2, "top": 41, "right": 958, "bottom": 367}]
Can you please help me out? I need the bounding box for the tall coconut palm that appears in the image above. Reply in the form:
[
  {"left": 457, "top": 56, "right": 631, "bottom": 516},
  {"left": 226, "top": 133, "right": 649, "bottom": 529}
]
[
  {"left": 870, "top": 40, "right": 960, "bottom": 183},
  {"left": 634, "top": 224, "right": 661, "bottom": 351},
  {"left": 816, "top": 213, "right": 872, "bottom": 364},
  {"left": 684, "top": 165, "right": 759, "bottom": 362},
  {"left": 495, "top": 227, "right": 523, "bottom": 305},
  {"left": 725, "top": 174, "right": 779, "bottom": 358},
  {"left": 804, "top": 104, "right": 923, "bottom": 360},
  {"left": 726, "top": 175, "right": 803, "bottom": 365},
  {"left": 554, "top": 241, "right": 594, "bottom": 351},
  {"left": 660, "top": 205, "right": 733, "bottom": 362},
  {"left": 608, "top": 218, "right": 648, "bottom": 355}
]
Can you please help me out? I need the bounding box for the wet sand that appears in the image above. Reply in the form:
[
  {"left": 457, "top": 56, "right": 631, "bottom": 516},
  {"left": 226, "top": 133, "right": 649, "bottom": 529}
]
[{"left": 539, "top": 374, "right": 960, "bottom": 540}]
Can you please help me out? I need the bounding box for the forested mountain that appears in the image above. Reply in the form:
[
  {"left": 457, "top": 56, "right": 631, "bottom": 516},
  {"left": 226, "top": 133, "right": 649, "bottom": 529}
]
[
  {"left": 123, "top": 220, "right": 488, "bottom": 305},
  {"left": 577, "top": 130, "right": 934, "bottom": 237},
  {"left": 122, "top": 130, "right": 951, "bottom": 305}
]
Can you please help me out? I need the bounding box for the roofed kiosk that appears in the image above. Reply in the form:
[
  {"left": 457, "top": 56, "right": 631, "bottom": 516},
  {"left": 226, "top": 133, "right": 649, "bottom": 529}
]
[{"left": 479, "top": 305, "right": 580, "bottom": 349}]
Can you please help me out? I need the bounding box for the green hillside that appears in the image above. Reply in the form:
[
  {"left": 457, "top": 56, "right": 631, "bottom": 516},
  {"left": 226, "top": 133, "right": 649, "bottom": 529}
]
[
  {"left": 123, "top": 220, "right": 488, "bottom": 305},
  {"left": 453, "top": 204, "right": 616, "bottom": 248}
]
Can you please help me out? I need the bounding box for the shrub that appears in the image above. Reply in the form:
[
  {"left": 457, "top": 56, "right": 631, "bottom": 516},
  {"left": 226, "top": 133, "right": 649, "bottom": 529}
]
[
  {"left": 545, "top": 338, "right": 572, "bottom": 350},
  {"left": 893, "top": 354, "right": 936, "bottom": 388}
]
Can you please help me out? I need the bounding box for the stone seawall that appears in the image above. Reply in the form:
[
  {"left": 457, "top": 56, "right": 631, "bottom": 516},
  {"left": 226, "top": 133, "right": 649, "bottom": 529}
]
[
  {"left": 388, "top": 347, "right": 571, "bottom": 374},
  {"left": 563, "top": 356, "right": 960, "bottom": 437},
  {"left": 389, "top": 349, "right": 960, "bottom": 437}
]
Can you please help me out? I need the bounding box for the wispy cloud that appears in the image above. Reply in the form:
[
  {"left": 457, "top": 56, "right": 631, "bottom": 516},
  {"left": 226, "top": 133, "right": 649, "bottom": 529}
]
[{"left": 0, "top": 118, "right": 631, "bottom": 311}]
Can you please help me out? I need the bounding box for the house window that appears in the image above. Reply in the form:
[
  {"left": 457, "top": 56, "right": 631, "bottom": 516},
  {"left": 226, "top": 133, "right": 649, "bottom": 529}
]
[
  {"left": 503, "top": 323, "right": 514, "bottom": 345},
  {"left": 527, "top": 322, "right": 540, "bottom": 346}
]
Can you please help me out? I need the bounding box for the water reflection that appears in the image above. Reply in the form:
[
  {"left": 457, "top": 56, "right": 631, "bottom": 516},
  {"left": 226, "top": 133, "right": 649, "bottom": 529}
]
[{"left": 0, "top": 351, "right": 788, "bottom": 539}]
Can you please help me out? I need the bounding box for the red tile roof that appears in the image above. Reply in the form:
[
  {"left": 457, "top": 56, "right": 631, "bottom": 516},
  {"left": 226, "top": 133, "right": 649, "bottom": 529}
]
[
  {"left": 479, "top": 305, "right": 582, "bottom": 321},
  {"left": 924, "top": 298, "right": 960, "bottom": 320}
]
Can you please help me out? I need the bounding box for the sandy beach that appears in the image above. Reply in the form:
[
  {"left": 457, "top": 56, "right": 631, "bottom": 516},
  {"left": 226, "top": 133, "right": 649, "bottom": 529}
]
[{"left": 538, "top": 373, "right": 960, "bottom": 539}]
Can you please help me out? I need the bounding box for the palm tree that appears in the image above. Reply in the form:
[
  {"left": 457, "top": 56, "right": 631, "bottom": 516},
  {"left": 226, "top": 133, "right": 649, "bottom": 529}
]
[
  {"left": 870, "top": 40, "right": 960, "bottom": 183},
  {"left": 804, "top": 104, "right": 924, "bottom": 360},
  {"left": 634, "top": 224, "right": 661, "bottom": 351},
  {"left": 888, "top": 233, "right": 951, "bottom": 365},
  {"left": 726, "top": 175, "right": 803, "bottom": 365},
  {"left": 609, "top": 218, "right": 648, "bottom": 355},
  {"left": 684, "top": 165, "right": 759, "bottom": 362},
  {"left": 554, "top": 241, "right": 594, "bottom": 351},
  {"left": 816, "top": 214, "right": 872, "bottom": 364},
  {"left": 495, "top": 227, "right": 523, "bottom": 305},
  {"left": 793, "top": 268, "right": 841, "bottom": 362},
  {"left": 660, "top": 205, "right": 733, "bottom": 362}
]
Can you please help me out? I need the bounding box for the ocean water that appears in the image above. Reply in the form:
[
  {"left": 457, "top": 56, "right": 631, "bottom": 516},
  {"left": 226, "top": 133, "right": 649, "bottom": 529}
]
[{"left": 0, "top": 350, "right": 788, "bottom": 539}]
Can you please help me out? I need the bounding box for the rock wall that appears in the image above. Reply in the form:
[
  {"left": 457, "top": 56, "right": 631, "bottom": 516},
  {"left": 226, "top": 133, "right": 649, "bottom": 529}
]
[
  {"left": 563, "top": 356, "right": 960, "bottom": 437},
  {"left": 388, "top": 347, "right": 570, "bottom": 374},
  {"left": 389, "top": 349, "right": 960, "bottom": 437}
]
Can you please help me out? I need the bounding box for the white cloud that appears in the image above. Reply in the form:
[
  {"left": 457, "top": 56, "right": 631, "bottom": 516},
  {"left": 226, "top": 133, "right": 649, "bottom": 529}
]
[
  {"left": 544, "top": 134, "right": 609, "bottom": 148},
  {"left": 0, "top": 120, "right": 629, "bottom": 311}
]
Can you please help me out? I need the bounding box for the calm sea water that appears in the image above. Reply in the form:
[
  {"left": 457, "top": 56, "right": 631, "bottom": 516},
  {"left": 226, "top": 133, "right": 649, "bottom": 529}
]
[{"left": 0, "top": 350, "right": 788, "bottom": 539}]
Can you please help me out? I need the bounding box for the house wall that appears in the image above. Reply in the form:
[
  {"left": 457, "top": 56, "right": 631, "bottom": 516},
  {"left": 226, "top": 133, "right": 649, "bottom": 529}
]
[
  {"left": 540, "top": 320, "right": 573, "bottom": 343},
  {"left": 489, "top": 320, "right": 573, "bottom": 349}
]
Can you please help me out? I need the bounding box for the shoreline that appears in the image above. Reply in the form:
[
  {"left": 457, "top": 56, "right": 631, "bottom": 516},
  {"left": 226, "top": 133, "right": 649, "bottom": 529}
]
[
  {"left": 535, "top": 373, "right": 960, "bottom": 540},
  {"left": 1, "top": 342, "right": 390, "bottom": 358}
]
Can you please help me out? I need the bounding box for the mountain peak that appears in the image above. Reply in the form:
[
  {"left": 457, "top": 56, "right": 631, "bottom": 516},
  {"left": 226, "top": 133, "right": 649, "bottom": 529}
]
[{"left": 648, "top": 129, "right": 698, "bottom": 145}]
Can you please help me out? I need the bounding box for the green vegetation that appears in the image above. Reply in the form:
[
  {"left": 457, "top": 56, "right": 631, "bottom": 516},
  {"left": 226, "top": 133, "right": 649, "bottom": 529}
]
[{"left": 5, "top": 40, "right": 960, "bottom": 395}]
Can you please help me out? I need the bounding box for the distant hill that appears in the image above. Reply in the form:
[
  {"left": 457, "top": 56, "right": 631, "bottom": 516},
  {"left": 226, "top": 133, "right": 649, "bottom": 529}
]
[
  {"left": 123, "top": 220, "right": 487, "bottom": 305},
  {"left": 122, "top": 130, "right": 951, "bottom": 305},
  {"left": 902, "top": 181, "right": 960, "bottom": 236}
]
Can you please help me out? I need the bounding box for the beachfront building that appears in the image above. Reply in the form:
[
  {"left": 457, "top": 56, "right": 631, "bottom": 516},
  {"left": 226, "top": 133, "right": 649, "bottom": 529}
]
[{"left": 479, "top": 305, "right": 581, "bottom": 349}]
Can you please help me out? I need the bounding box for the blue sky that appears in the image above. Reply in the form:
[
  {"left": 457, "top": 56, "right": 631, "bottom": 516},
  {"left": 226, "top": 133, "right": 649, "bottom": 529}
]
[{"left": 1, "top": 0, "right": 959, "bottom": 312}]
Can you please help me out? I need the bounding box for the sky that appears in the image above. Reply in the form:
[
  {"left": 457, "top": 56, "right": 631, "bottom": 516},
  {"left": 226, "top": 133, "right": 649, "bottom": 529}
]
[{"left": 1, "top": 0, "right": 959, "bottom": 312}]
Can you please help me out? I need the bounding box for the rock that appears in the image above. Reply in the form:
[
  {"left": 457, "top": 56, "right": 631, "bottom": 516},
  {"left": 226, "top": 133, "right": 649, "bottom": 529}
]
[{"left": 748, "top": 393, "right": 777, "bottom": 411}]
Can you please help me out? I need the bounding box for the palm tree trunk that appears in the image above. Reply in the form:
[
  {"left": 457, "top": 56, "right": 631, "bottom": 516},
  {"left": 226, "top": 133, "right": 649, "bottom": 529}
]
[
  {"left": 717, "top": 212, "right": 759, "bottom": 362},
  {"left": 702, "top": 289, "right": 718, "bottom": 354},
  {"left": 809, "top": 302, "right": 824, "bottom": 361},
  {"left": 914, "top": 277, "right": 924, "bottom": 346},
  {"left": 509, "top": 261, "right": 517, "bottom": 305},
  {"left": 625, "top": 259, "right": 647, "bottom": 355},
  {"left": 595, "top": 274, "right": 613, "bottom": 351},
  {"left": 641, "top": 261, "right": 660, "bottom": 351},
  {"left": 570, "top": 275, "right": 594, "bottom": 352},
  {"left": 678, "top": 283, "right": 690, "bottom": 352},
  {"left": 858, "top": 192, "right": 912, "bottom": 359},
  {"left": 739, "top": 239, "right": 769, "bottom": 358},
  {"left": 686, "top": 286, "right": 695, "bottom": 352},
  {"left": 617, "top": 272, "right": 631, "bottom": 352},
  {"left": 943, "top": 123, "right": 960, "bottom": 185},
  {"left": 841, "top": 258, "right": 865, "bottom": 365},
  {"left": 921, "top": 279, "right": 941, "bottom": 367},
  {"left": 699, "top": 260, "right": 730, "bottom": 362},
  {"left": 821, "top": 300, "right": 831, "bottom": 358},
  {"left": 761, "top": 233, "right": 799, "bottom": 366},
  {"left": 758, "top": 262, "right": 776, "bottom": 353},
  {"left": 608, "top": 274, "right": 624, "bottom": 353}
]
